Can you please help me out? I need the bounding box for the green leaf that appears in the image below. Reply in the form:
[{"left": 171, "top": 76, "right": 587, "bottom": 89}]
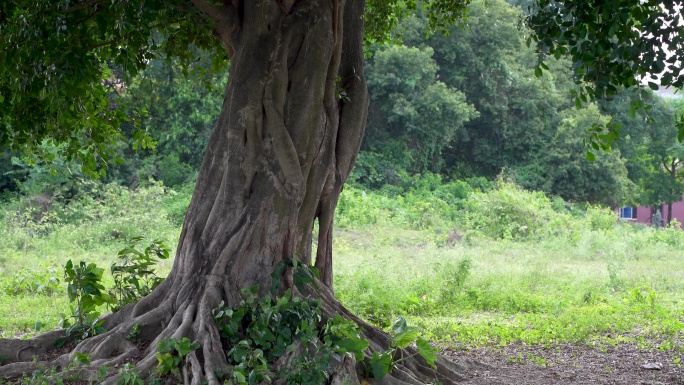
[
  {"left": 157, "top": 338, "right": 176, "bottom": 353},
  {"left": 335, "top": 335, "right": 370, "bottom": 361},
  {"left": 534, "top": 67, "right": 543, "bottom": 77},
  {"left": 392, "top": 316, "right": 408, "bottom": 335},
  {"left": 234, "top": 371, "right": 246, "bottom": 384},
  {"left": 648, "top": 81, "right": 659, "bottom": 90},
  {"left": 586, "top": 151, "right": 596, "bottom": 161},
  {"left": 393, "top": 327, "right": 419, "bottom": 349},
  {"left": 416, "top": 338, "right": 438, "bottom": 368},
  {"left": 155, "top": 352, "right": 175, "bottom": 376},
  {"left": 370, "top": 351, "right": 393, "bottom": 380},
  {"left": 174, "top": 337, "right": 200, "bottom": 357}
]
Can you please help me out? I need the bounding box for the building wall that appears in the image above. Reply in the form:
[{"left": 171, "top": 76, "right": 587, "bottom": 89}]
[
  {"left": 624, "top": 197, "right": 684, "bottom": 229},
  {"left": 635, "top": 206, "right": 652, "bottom": 225},
  {"left": 662, "top": 200, "right": 684, "bottom": 229}
]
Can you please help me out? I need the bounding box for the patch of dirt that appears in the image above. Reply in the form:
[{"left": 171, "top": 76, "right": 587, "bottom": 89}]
[{"left": 445, "top": 341, "right": 684, "bottom": 384}]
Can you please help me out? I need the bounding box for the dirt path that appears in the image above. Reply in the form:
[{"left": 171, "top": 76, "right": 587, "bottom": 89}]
[{"left": 445, "top": 340, "right": 684, "bottom": 385}]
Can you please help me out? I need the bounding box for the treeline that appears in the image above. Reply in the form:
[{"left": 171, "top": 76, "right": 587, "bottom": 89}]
[
  {"left": 1, "top": 0, "right": 683, "bottom": 210},
  {"left": 358, "top": 0, "right": 684, "bottom": 209}
]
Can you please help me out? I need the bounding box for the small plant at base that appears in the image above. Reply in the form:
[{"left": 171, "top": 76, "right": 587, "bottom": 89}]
[
  {"left": 117, "top": 363, "right": 144, "bottom": 385},
  {"left": 155, "top": 337, "right": 200, "bottom": 380},
  {"left": 212, "top": 276, "right": 370, "bottom": 385},
  {"left": 109, "top": 237, "right": 170, "bottom": 311},
  {"left": 56, "top": 260, "right": 108, "bottom": 347},
  {"left": 70, "top": 353, "right": 91, "bottom": 366},
  {"left": 369, "top": 316, "right": 439, "bottom": 381},
  {"left": 19, "top": 367, "right": 65, "bottom": 385},
  {"left": 127, "top": 323, "right": 141, "bottom": 343}
]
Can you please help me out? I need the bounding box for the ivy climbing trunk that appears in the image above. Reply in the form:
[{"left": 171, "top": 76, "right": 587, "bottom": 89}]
[{"left": 0, "top": 1, "right": 476, "bottom": 383}]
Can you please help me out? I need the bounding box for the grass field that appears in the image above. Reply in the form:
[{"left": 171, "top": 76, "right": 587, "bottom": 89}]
[{"left": 1, "top": 180, "right": 683, "bottom": 363}]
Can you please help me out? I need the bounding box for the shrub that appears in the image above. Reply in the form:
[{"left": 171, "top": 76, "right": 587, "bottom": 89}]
[
  {"left": 462, "top": 179, "right": 578, "bottom": 241},
  {"left": 586, "top": 206, "right": 617, "bottom": 231}
]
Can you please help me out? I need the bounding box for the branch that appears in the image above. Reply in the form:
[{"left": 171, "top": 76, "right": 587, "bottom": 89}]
[
  {"left": 65, "top": 0, "right": 107, "bottom": 14},
  {"left": 190, "top": 0, "right": 240, "bottom": 55}
]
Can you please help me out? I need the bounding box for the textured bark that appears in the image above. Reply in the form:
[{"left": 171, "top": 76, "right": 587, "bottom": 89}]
[{"left": 0, "top": 1, "right": 475, "bottom": 383}]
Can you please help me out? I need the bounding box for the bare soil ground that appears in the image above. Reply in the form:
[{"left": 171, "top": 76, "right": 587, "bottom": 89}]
[{"left": 444, "top": 339, "right": 684, "bottom": 385}]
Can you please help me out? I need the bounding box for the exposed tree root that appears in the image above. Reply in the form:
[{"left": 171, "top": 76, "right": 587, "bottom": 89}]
[{"left": 0, "top": 278, "right": 486, "bottom": 385}]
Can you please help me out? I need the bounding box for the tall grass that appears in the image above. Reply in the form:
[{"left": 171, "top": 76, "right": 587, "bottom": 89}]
[{"left": 0, "top": 178, "right": 683, "bottom": 355}]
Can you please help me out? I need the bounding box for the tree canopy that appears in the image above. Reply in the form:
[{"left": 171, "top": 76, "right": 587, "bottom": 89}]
[{"left": 527, "top": 0, "right": 684, "bottom": 146}]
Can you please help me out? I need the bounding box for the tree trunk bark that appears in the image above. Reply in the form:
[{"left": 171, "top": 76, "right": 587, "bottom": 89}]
[{"left": 0, "top": 1, "right": 475, "bottom": 383}]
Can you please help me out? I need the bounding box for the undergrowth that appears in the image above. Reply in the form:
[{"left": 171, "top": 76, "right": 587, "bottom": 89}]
[{"left": 1, "top": 177, "right": 684, "bottom": 358}]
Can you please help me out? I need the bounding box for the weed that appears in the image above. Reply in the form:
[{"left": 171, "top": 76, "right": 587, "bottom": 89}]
[
  {"left": 117, "top": 363, "right": 144, "bottom": 385},
  {"left": 56, "top": 260, "right": 108, "bottom": 347},
  {"left": 369, "top": 316, "right": 439, "bottom": 380},
  {"left": 436, "top": 258, "right": 472, "bottom": 304},
  {"left": 155, "top": 337, "right": 200, "bottom": 380},
  {"left": 2, "top": 266, "right": 60, "bottom": 296},
  {"left": 127, "top": 323, "right": 141, "bottom": 343},
  {"left": 109, "top": 237, "right": 170, "bottom": 311}
]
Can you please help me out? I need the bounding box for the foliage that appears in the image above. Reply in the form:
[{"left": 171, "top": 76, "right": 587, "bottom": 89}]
[
  {"left": 3, "top": 181, "right": 684, "bottom": 356},
  {"left": 0, "top": 0, "right": 224, "bottom": 175},
  {"left": 398, "top": 0, "right": 570, "bottom": 180},
  {"left": 117, "top": 363, "right": 144, "bottom": 385},
  {"left": 435, "top": 258, "right": 472, "bottom": 304},
  {"left": 605, "top": 93, "right": 684, "bottom": 219},
  {"left": 462, "top": 178, "right": 580, "bottom": 241},
  {"left": 365, "top": 44, "right": 477, "bottom": 174},
  {"left": 370, "top": 316, "right": 439, "bottom": 380},
  {"left": 212, "top": 284, "right": 369, "bottom": 385},
  {"left": 526, "top": 0, "right": 684, "bottom": 146},
  {"left": 109, "top": 237, "right": 170, "bottom": 311},
  {"left": 50, "top": 239, "right": 170, "bottom": 346},
  {"left": 155, "top": 337, "right": 200, "bottom": 379},
  {"left": 511, "top": 104, "right": 636, "bottom": 206},
  {"left": 2, "top": 266, "right": 61, "bottom": 297},
  {"left": 106, "top": 56, "right": 226, "bottom": 188},
  {"left": 57, "top": 260, "right": 108, "bottom": 346}
]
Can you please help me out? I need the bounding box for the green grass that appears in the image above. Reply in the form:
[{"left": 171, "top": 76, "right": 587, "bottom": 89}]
[
  {"left": 333, "top": 227, "right": 684, "bottom": 348},
  {"left": 0, "top": 180, "right": 683, "bottom": 355}
]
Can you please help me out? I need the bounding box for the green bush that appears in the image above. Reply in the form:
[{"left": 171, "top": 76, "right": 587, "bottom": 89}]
[
  {"left": 462, "top": 178, "right": 578, "bottom": 241},
  {"left": 586, "top": 206, "right": 618, "bottom": 231}
]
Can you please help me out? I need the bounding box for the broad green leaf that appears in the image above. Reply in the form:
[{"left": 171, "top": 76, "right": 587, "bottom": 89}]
[
  {"left": 370, "top": 351, "right": 393, "bottom": 380},
  {"left": 416, "top": 337, "right": 438, "bottom": 368},
  {"left": 174, "top": 337, "right": 200, "bottom": 356},
  {"left": 393, "top": 327, "right": 419, "bottom": 349},
  {"left": 335, "top": 335, "right": 370, "bottom": 361},
  {"left": 157, "top": 338, "right": 176, "bottom": 353},
  {"left": 391, "top": 316, "right": 408, "bottom": 334}
]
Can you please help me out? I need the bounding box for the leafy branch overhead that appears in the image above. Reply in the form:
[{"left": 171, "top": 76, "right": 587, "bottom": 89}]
[
  {"left": 526, "top": 0, "right": 684, "bottom": 147},
  {"left": 0, "top": 0, "right": 223, "bottom": 175}
]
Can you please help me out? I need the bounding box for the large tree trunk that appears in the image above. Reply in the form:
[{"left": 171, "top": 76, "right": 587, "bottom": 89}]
[{"left": 0, "top": 1, "right": 476, "bottom": 383}]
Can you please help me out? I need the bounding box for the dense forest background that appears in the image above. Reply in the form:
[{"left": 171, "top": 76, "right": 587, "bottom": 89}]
[{"left": 1, "top": 0, "right": 683, "bottom": 212}]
